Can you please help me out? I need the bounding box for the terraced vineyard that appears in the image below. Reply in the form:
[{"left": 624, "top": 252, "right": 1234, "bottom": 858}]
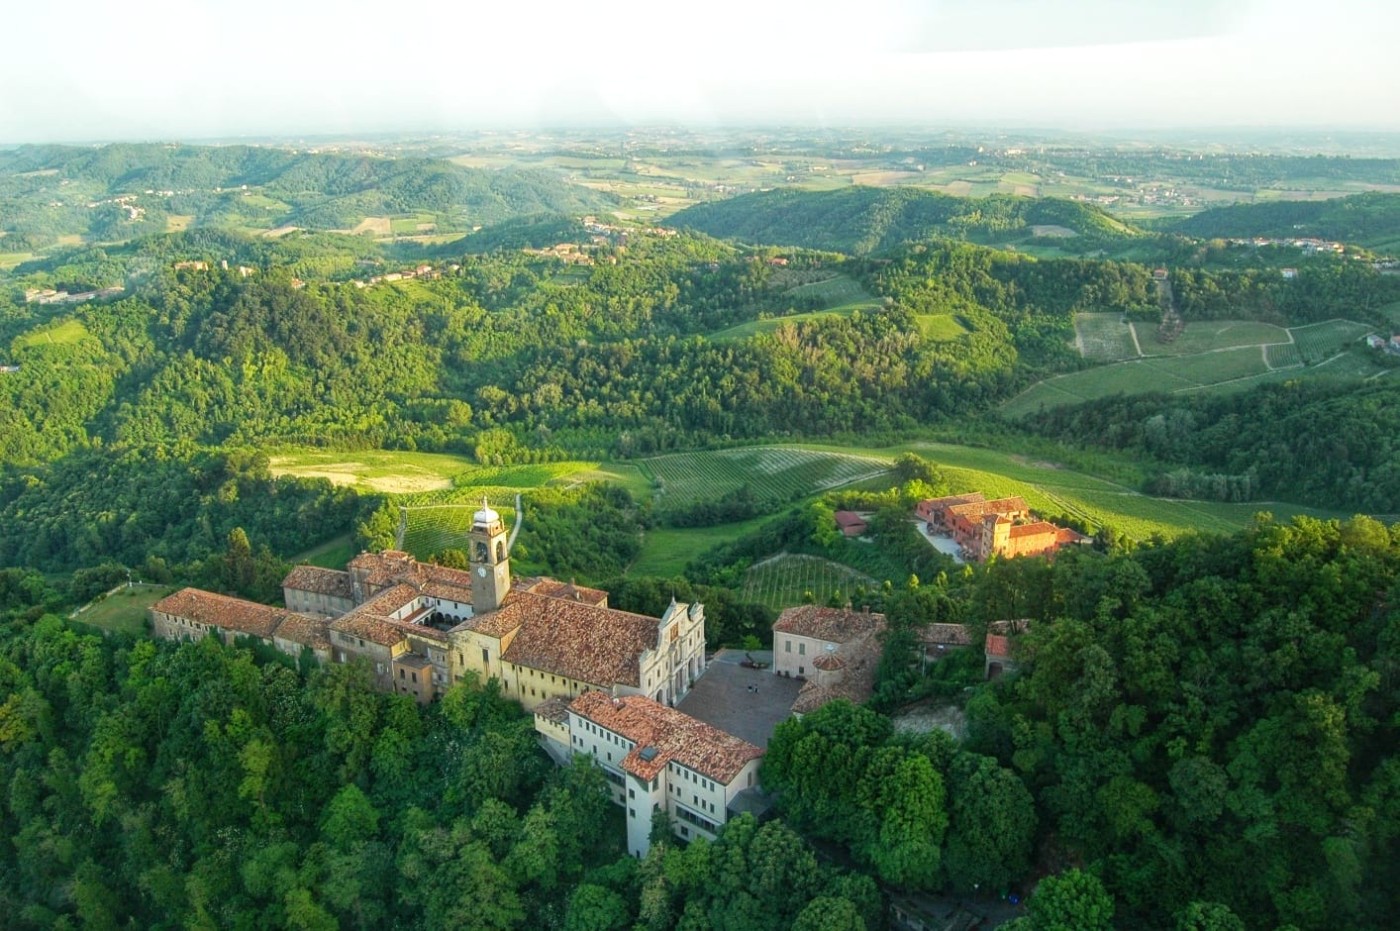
[
  {"left": 400, "top": 502, "right": 518, "bottom": 558},
  {"left": 1291, "top": 319, "right": 1371, "bottom": 363},
  {"left": 740, "top": 554, "right": 875, "bottom": 611},
  {"left": 1074, "top": 313, "right": 1139, "bottom": 363},
  {"left": 639, "top": 447, "right": 890, "bottom": 513}
]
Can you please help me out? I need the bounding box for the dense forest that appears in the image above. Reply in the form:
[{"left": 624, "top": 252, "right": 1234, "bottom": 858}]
[
  {"left": 2, "top": 510, "right": 1396, "bottom": 929},
  {"left": 1022, "top": 380, "right": 1400, "bottom": 512},
  {"left": 0, "top": 143, "right": 615, "bottom": 249},
  {"left": 1164, "top": 191, "right": 1400, "bottom": 245},
  {"left": 669, "top": 187, "right": 1138, "bottom": 255}
]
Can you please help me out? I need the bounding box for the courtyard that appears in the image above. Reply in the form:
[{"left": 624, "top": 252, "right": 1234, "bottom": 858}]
[{"left": 677, "top": 649, "right": 804, "bottom": 748}]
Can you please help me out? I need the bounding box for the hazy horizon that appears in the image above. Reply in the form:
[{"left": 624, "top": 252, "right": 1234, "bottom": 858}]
[{"left": 3, "top": 0, "right": 1398, "bottom": 145}]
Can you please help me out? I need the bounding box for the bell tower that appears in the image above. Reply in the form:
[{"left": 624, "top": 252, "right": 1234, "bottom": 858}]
[{"left": 469, "top": 497, "right": 511, "bottom": 615}]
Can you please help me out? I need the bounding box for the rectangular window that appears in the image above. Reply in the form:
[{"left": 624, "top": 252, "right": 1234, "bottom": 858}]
[
  {"left": 798, "top": 642, "right": 805, "bottom": 655},
  {"left": 784, "top": 640, "right": 791, "bottom": 653},
  {"left": 629, "top": 788, "right": 635, "bottom": 799},
  {"left": 481, "top": 648, "right": 489, "bottom": 667}
]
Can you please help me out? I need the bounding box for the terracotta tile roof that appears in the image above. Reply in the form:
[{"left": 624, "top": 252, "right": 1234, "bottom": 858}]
[
  {"left": 919, "top": 493, "right": 986, "bottom": 512},
  {"left": 273, "top": 612, "right": 332, "bottom": 651},
  {"left": 917, "top": 623, "right": 972, "bottom": 647},
  {"left": 281, "top": 565, "right": 353, "bottom": 599},
  {"left": 773, "top": 605, "right": 886, "bottom": 644},
  {"left": 834, "top": 511, "right": 868, "bottom": 529},
  {"left": 151, "top": 588, "right": 287, "bottom": 639},
  {"left": 521, "top": 577, "right": 610, "bottom": 607},
  {"left": 534, "top": 696, "right": 572, "bottom": 725},
  {"left": 570, "top": 692, "right": 762, "bottom": 783},
  {"left": 985, "top": 620, "right": 1031, "bottom": 658},
  {"left": 358, "top": 583, "right": 421, "bottom": 617},
  {"left": 947, "top": 496, "right": 1028, "bottom": 523},
  {"left": 498, "top": 592, "right": 660, "bottom": 687},
  {"left": 812, "top": 651, "right": 846, "bottom": 671},
  {"left": 421, "top": 579, "right": 474, "bottom": 603},
  {"left": 1009, "top": 520, "right": 1060, "bottom": 539},
  {"left": 330, "top": 612, "right": 406, "bottom": 647},
  {"left": 790, "top": 625, "right": 883, "bottom": 714},
  {"left": 348, "top": 550, "right": 482, "bottom": 597}
]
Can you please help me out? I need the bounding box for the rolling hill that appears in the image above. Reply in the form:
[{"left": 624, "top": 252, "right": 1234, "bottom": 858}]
[
  {"left": 667, "top": 186, "right": 1139, "bottom": 255},
  {"left": 1163, "top": 191, "right": 1400, "bottom": 247},
  {"left": 0, "top": 143, "right": 616, "bottom": 248}
]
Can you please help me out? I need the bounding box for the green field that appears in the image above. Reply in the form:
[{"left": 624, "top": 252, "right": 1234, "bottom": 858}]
[
  {"left": 638, "top": 447, "right": 890, "bottom": 513},
  {"left": 1008, "top": 318, "right": 1377, "bottom": 417},
  {"left": 268, "top": 449, "right": 478, "bottom": 494},
  {"left": 1380, "top": 302, "right": 1400, "bottom": 326},
  {"left": 916, "top": 314, "right": 971, "bottom": 341},
  {"left": 71, "top": 583, "right": 174, "bottom": 637},
  {"left": 13, "top": 318, "right": 90, "bottom": 350},
  {"left": 709, "top": 274, "right": 884, "bottom": 341},
  {"left": 740, "top": 554, "right": 874, "bottom": 611},
  {"left": 789, "top": 440, "right": 1348, "bottom": 543},
  {"left": 291, "top": 533, "right": 356, "bottom": 569},
  {"left": 1074, "top": 313, "right": 1139, "bottom": 362},
  {"left": 1148, "top": 320, "right": 1290, "bottom": 356}
]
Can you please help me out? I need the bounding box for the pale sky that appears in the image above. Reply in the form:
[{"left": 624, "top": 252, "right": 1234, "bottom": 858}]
[{"left": 2, "top": 0, "right": 1397, "bottom": 142}]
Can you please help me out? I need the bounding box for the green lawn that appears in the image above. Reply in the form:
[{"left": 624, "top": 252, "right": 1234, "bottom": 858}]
[
  {"left": 72, "top": 583, "right": 174, "bottom": 637},
  {"left": 267, "top": 448, "right": 477, "bottom": 494},
  {"left": 629, "top": 513, "right": 779, "bottom": 577},
  {"left": 13, "top": 318, "right": 91, "bottom": 350},
  {"left": 291, "top": 533, "right": 356, "bottom": 569},
  {"left": 916, "top": 314, "right": 971, "bottom": 341}
]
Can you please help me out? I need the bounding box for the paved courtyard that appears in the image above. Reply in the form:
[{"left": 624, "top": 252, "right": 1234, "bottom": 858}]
[{"left": 678, "top": 649, "right": 803, "bottom": 748}]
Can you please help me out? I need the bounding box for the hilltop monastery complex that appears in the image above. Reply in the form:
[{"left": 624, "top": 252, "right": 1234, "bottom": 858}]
[{"left": 149, "top": 498, "right": 1029, "bottom": 855}]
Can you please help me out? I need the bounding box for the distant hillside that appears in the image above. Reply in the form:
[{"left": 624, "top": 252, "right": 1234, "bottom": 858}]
[
  {"left": 668, "top": 187, "right": 1138, "bottom": 255},
  {"left": 0, "top": 143, "right": 615, "bottom": 249},
  {"left": 1165, "top": 191, "right": 1400, "bottom": 246}
]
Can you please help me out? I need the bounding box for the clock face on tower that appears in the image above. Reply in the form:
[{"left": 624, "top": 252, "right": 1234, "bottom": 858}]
[{"left": 477, "top": 566, "right": 488, "bottom": 578}]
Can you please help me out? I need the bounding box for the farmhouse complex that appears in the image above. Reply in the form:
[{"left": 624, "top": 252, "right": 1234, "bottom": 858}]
[{"left": 916, "top": 493, "right": 1088, "bottom": 561}]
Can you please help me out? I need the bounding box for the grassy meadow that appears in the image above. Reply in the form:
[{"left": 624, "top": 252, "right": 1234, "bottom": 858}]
[
  {"left": 637, "top": 447, "right": 889, "bottom": 513},
  {"left": 71, "top": 583, "right": 174, "bottom": 637}
]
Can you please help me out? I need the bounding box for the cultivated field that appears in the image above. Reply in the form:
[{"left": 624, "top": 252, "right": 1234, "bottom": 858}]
[
  {"left": 1074, "top": 313, "right": 1139, "bottom": 362},
  {"left": 350, "top": 217, "right": 393, "bottom": 236},
  {"left": 400, "top": 503, "right": 518, "bottom": 558},
  {"left": 638, "top": 447, "right": 890, "bottom": 513},
  {"left": 740, "top": 554, "right": 874, "bottom": 611},
  {"left": 1007, "top": 318, "right": 1378, "bottom": 416}
]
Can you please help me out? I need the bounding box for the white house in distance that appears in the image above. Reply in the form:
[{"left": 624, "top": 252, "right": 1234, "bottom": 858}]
[{"left": 534, "top": 691, "right": 763, "bottom": 858}]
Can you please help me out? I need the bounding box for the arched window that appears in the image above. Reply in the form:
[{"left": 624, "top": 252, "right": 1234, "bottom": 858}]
[{"left": 495, "top": 540, "right": 505, "bottom": 562}]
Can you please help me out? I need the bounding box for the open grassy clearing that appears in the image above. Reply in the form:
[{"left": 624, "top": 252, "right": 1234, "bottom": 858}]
[
  {"left": 0, "top": 252, "right": 36, "bottom": 269},
  {"left": 638, "top": 447, "right": 890, "bottom": 513},
  {"left": 629, "top": 513, "right": 778, "bottom": 578},
  {"left": 916, "top": 314, "right": 971, "bottom": 341},
  {"left": 782, "top": 274, "right": 881, "bottom": 311},
  {"left": 165, "top": 214, "right": 195, "bottom": 232},
  {"left": 291, "top": 533, "right": 356, "bottom": 569},
  {"left": 71, "top": 583, "right": 174, "bottom": 637},
  {"left": 390, "top": 214, "right": 438, "bottom": 234},
  {"left": 13, "top": 318, "right": 91, "bottom": 350},
  {"left": 741, "top": 554, "right": 875, "bottom": 611},
  {"left": 268, "top": 449, "right": 476, "bottom": 494},
  {"left": 1074, "top": 313, "right": 1139, "bottom": 362}
]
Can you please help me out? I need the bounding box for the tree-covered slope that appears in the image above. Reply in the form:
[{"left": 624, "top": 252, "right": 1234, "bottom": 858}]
[
  {"left": 0, "top": 143, "right": 616, "bottom": 248},
  {"left": 669, "top": 186, "right": 1138, "bottom": 255},
  {"left": 1164, "top": 191, "right": 1400, "bottom": 245}
]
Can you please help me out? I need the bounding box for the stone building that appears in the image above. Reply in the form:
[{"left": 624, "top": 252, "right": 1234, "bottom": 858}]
[
  {"left": 535, "top": 691, "right": 763, "bottom": 857},
  {"left": 771, "top": 604, "right": 887, "bottom": 714},
  {"left": 153, "top": 499, "right": 707, "bottom": 709}
]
